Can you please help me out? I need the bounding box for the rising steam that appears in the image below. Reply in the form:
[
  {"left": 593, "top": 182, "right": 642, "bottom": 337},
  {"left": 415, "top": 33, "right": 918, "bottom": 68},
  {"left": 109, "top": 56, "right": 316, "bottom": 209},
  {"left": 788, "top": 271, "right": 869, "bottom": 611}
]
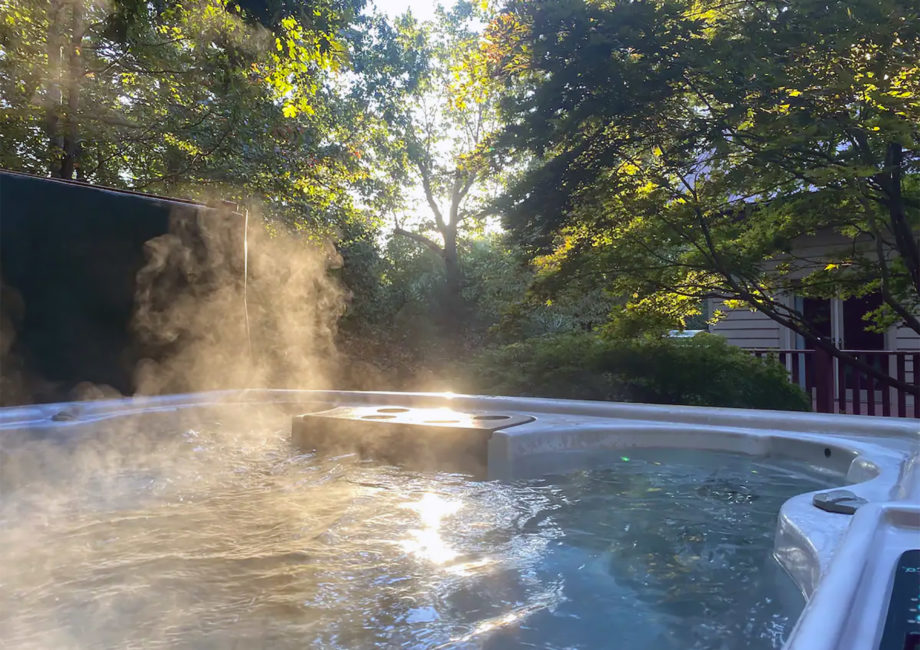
[{"left": 131, "top": 203, "right": 347, "bottom": 396}]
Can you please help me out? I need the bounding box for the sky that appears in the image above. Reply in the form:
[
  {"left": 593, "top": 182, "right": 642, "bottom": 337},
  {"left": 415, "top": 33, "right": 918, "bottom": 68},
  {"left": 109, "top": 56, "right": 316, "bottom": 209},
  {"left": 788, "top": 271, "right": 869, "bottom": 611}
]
[{"left": 371, "top": 0, "right": 440, "bottom": 22}]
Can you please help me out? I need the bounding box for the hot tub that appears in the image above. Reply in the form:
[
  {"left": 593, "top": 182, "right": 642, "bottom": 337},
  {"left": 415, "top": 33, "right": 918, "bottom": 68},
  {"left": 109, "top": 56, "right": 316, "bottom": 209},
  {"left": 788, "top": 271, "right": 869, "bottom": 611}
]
[{"left": 0, "top": 390, "right": 916, "bottom": 649}]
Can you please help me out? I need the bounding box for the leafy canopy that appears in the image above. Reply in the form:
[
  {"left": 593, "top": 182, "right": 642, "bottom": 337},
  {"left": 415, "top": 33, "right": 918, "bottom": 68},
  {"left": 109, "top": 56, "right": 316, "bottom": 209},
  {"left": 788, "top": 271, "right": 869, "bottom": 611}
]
[{"left": 490, "top": 0, "right": 920, "bottom": 345}]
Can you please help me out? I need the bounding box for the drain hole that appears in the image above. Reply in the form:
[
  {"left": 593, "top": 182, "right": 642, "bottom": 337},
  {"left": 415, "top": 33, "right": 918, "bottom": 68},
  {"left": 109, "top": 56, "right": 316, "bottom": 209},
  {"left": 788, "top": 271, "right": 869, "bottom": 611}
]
[
  {"left": 472, "top": 415, "right": 511, "bottom": 421},
  {"left": 425, "top": 420, "right": 459, "bottom": 424},
  {"left": 824, "top": 448, "right": 832, "bottom": 458},
  {"left": 377, "top": 407, "right": 409, "bottom": 414},
  {"left": 363, "top": 414, "right": 396, "bottom": 420}
]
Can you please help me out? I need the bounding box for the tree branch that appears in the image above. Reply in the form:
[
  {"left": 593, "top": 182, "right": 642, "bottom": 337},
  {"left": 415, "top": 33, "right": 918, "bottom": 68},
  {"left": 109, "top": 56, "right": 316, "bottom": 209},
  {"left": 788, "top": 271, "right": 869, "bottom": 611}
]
[
  {"left": 415, "top": 159, "right": 446, "bottom": 231},
  {"left": 394, "top": 226, "right": 444, "bottom": 256}
]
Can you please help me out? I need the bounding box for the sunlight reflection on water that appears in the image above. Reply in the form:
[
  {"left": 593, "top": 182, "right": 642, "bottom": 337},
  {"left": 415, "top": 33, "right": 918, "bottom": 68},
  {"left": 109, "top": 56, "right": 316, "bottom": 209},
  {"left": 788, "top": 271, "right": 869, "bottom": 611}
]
[
  {"left": 0, "top": 406, "right": 837, "bottom": 649},
  {"left": 399, "top": 493, "right": 463, "bottom": 564}
]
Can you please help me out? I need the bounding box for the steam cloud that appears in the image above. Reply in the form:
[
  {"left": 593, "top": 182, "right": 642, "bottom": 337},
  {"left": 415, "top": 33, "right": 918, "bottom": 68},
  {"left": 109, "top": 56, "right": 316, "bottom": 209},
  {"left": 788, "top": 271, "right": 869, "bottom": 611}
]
[{"left": 130, "top": 204, "right": 347, "bottom": 396}]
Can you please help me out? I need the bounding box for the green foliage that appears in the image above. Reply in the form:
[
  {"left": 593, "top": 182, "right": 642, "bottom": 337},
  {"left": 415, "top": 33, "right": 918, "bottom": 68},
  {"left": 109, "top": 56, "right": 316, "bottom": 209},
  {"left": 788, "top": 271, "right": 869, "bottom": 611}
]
[
  {"left": 0, "top": 0, "right": 368, "bottom": 231},
  {"left": 6, "top": 0, "right": 898, "bottom": 407},
  {"left": 491, "top": 0, "right": 920, "bottom": 348},
  {"left": 464, "top": 333, "right": 812, "bottom": 411},
  {"left": 334, "top": 228, "right": 618, "bottom": 385},
  {"left": 337, "top": 232, "right": 519, "bottom": 378}
]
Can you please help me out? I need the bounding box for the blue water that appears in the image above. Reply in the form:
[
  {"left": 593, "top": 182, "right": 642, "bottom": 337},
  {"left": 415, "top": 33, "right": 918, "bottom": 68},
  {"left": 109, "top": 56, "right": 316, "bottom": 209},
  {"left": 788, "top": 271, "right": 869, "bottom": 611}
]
[
  {"left": 478, "top": 449, "right": 836, "bottom": 649},
  {"left": 0, "top": 412, "right": 838, "bottom": 649}
]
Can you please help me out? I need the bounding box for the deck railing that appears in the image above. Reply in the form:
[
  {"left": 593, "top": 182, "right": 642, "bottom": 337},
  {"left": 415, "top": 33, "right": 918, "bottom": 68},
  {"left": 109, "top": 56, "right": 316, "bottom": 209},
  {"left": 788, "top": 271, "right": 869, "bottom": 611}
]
[{"left": 749, "top": 349, "right": 919, "bottom": 418}]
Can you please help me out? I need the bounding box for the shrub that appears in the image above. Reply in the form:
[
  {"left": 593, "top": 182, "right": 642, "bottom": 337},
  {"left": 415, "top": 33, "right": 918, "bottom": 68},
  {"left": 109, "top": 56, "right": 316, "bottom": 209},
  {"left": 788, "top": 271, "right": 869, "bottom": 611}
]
[{"left": 463, "top": 333, "right": 811, "bottom": 411}]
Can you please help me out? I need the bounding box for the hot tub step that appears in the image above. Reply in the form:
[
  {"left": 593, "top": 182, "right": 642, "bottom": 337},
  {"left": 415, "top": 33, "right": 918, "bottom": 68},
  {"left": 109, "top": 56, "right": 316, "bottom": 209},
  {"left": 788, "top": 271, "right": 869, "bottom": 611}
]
[{"left": 291, "top": 406, "right": 533, "bottom": 475}]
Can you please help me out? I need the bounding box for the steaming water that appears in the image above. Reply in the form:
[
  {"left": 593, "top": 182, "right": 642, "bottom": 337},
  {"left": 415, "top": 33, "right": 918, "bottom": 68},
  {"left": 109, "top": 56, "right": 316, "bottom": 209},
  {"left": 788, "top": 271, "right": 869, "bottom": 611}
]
[{"left": 0, "top": 407, "right": 837, "bottom": 649}]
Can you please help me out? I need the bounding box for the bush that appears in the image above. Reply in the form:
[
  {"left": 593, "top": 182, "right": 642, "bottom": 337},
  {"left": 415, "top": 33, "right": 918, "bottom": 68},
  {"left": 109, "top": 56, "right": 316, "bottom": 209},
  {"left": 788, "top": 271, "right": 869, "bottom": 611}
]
[{"left": 463, "top": 333, "right": 811, "bottom": 411}]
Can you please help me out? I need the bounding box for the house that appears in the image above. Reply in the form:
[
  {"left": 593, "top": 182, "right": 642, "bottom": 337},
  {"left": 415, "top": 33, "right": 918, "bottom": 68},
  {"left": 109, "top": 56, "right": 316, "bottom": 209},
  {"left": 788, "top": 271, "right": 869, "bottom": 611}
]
[{"left": 708, "top": 230, "right": 920, "bottom": 417}]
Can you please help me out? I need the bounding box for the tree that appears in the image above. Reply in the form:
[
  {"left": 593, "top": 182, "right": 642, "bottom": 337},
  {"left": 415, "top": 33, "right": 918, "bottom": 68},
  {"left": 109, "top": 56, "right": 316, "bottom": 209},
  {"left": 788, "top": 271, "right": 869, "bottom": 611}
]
[
  {"left": 0, "top": 0, "right": 366, "bottom": 230},
  {"left": 490, "top": 0, "right": 920, "bottom": 391},
  {"left": 374, "top": 2, "right": 504, "bottom": 338}
]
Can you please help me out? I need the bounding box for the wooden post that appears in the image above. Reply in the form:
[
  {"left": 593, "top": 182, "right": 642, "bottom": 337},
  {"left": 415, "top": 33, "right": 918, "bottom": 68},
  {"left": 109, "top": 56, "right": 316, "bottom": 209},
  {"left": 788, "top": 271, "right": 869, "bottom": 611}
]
[{"left": 813, "top": 347, "right": 834, "bottom": 413}]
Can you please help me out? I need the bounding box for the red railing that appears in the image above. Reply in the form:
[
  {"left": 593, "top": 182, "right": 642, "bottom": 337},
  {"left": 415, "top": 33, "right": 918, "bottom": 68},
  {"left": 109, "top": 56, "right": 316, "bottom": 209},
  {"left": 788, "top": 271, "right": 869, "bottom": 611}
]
[{"left": 750, "top": 349, "right": 920, "bottom": 418}]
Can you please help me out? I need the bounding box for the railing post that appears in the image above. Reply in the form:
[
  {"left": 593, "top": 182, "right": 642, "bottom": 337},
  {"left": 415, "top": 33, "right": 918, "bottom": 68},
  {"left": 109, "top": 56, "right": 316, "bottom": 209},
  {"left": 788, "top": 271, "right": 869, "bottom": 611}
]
[{"left": 813, "top": 347, "right": 834, "bottom": 413}]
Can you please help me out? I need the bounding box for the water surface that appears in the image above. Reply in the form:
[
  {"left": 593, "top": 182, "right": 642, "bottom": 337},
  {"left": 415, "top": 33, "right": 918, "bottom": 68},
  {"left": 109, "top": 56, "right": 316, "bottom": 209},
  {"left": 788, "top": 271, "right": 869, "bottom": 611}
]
[{"left": 0, "top": 408, "right": 838, "bottom": 649}]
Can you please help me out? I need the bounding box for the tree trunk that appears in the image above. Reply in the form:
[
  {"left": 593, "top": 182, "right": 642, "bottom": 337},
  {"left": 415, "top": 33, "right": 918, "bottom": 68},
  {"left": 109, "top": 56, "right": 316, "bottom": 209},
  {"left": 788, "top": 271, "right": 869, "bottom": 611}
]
[
  {"left": 882, "top": 142, "right": 920, "bottom": 298},
  {"left": 60, "top": 0, "right": 84, "bottom": 179},
  {"left": 441, "top": 228, "right": 464, "bottom": 339},
  {"left": 45, "top": 0, "right": 65, "bottom": 177}
]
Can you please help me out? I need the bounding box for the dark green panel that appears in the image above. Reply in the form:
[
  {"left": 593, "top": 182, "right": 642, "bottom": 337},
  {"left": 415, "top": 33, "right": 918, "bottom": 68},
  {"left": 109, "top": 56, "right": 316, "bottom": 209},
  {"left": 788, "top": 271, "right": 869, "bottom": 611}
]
[{"left": 0, "top": 171, "right": 203, "bottom": 403}]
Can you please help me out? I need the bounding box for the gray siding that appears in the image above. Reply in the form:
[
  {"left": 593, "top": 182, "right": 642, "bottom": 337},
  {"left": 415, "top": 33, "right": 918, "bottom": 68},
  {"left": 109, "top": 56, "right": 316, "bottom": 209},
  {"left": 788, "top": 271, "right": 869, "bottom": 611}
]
[
  {"left": 709, "top": 301, "right": 782, "bottom": 349},
  {"left": 894, "top": 324, "right": 920, "bottom": 351},
  {"left": 711, "top": 229, "right": 920, "bottom": 352}
]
